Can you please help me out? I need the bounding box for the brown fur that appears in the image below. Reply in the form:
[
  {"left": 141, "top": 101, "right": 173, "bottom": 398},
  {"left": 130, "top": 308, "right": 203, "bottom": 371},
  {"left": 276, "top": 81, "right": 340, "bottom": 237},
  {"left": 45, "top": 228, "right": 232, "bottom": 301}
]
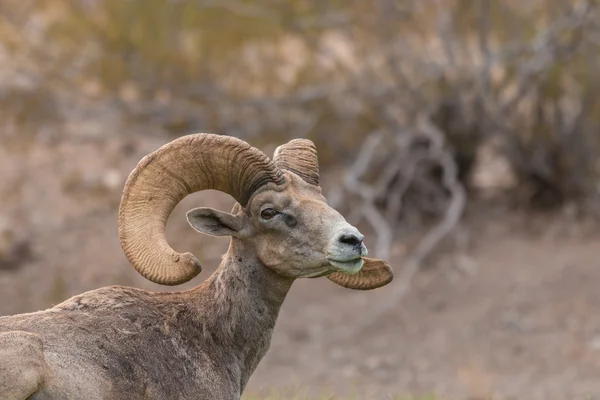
[{"left": 0, "top": 241, "right": 291, "bottom": 399}]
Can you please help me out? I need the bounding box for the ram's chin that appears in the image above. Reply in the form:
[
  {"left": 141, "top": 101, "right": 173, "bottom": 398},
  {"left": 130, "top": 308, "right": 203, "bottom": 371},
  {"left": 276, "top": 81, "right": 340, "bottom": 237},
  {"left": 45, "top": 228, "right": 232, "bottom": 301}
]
[{"left": 328, "top": 258, "right": 364, "bottom": 275}]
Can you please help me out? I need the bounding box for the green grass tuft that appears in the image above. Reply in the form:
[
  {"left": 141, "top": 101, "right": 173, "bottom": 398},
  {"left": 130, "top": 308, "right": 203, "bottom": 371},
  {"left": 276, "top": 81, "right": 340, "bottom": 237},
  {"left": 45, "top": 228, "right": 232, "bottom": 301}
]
[{"left": 243, "top": 391, "right": 439, "bottom": 400}]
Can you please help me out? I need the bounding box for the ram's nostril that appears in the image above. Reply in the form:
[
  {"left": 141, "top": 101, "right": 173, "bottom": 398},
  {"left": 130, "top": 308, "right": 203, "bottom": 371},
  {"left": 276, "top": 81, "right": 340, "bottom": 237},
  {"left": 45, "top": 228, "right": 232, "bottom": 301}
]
[{"left": 338, "top": 233, "right": 363, "bottom": 247}]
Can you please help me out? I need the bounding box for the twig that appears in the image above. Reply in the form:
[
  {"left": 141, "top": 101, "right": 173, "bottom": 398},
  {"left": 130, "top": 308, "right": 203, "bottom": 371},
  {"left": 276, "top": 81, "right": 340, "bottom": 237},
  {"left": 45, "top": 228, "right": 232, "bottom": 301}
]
[{"left": 434, "top": 0, "right": 457, "bottom": 68}]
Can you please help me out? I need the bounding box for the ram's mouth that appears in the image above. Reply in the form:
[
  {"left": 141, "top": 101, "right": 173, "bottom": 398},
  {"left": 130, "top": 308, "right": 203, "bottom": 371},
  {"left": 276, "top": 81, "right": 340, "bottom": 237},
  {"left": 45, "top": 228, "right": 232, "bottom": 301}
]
[{"left": 328, "top": 257, "right": 364, "bottom": 275}]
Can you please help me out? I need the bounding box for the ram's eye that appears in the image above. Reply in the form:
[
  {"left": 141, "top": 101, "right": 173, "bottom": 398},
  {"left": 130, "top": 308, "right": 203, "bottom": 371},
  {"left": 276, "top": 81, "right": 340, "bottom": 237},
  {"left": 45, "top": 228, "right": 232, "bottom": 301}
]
[{"left": 260, "top": 208, "right": 278, "bottom": 220}]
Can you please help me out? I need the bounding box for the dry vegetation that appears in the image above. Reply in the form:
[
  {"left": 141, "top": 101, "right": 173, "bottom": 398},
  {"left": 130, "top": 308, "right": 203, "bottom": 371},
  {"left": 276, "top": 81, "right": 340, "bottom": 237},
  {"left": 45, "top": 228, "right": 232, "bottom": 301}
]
[
  {"left": 3, "top": 0, "right": 600, "bottom": 234},
  {"left": 1, "top": 1, "right": 600, "bottom": 399}
]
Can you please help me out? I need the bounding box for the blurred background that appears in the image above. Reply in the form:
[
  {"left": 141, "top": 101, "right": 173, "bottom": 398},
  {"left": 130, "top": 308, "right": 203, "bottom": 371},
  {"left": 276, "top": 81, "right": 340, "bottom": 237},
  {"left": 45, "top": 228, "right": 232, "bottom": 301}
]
[{"left": 1, "top": 0, "right": 600, "bottom": 398}]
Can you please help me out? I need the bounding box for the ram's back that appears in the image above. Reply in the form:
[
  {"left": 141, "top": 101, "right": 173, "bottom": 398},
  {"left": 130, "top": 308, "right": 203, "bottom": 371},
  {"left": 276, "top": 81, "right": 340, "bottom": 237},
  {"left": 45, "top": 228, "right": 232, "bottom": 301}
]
[{"left": 0, "top": 287, "right": 234, "bottom": 400}]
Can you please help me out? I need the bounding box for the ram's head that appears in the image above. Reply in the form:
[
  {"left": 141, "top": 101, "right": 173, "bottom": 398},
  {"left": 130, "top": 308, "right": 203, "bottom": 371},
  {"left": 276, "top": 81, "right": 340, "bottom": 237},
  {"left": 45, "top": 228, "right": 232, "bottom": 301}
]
[{"left": 118, "top": 134, "right": 393, "bottom": 290}]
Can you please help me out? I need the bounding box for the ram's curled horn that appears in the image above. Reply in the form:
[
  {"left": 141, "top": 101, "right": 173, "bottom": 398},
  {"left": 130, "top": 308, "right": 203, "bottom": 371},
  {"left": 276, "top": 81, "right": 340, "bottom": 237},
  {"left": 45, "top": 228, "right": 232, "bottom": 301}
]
[
  {"left": 273, "top": 138, "right": 319, "bottom": 186},
  {"left": 118, "top": 133, "right": 285, "bottom": 286},
  {"left": 327, "top": 258, "right": 394, "bottom": 290}
]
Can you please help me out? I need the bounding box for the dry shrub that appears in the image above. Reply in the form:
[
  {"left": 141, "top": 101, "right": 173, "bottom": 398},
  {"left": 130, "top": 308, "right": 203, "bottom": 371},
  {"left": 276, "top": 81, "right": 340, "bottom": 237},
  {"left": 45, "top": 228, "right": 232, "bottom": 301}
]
[
  {"left": 321, "top": 0, "right": 600, "bottom": 212},
  {"left": 1, "top": 0, "right": 599, "bottom": 218}
]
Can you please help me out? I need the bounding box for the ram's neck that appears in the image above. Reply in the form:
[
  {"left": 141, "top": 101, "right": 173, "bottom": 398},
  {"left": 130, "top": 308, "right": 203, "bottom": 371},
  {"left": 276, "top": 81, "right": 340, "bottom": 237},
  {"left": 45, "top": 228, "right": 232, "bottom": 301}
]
[{"left": 188, "top": 239, "right": 294, "bottom": 390}]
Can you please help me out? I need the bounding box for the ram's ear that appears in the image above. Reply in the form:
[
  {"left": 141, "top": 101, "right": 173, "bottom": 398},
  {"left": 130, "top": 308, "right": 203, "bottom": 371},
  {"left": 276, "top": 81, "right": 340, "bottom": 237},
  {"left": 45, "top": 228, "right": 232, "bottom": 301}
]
[
  {"left": 187, "top": 207, "right": 244, "bottom": 237},
  {"left": 327, "top": 257, "right": 393, "bottom": 290}
]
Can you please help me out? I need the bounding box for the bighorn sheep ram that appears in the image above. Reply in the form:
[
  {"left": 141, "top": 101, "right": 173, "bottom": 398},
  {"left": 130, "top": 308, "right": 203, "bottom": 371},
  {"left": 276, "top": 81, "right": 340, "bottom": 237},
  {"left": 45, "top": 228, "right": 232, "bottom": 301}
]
[{"left": 0, "top": 133, "right": 393, "bottom": 399}]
